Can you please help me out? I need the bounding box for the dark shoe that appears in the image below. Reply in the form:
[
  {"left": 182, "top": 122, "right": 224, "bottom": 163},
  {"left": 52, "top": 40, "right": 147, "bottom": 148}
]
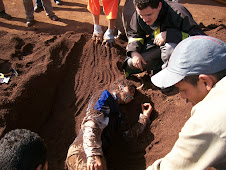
[
  {"left": 26, "top": 20, "right": 35, "bottom": 27},
  {"left": 34, "top": 6, "right": 44, "bottom": 13},
  {"left": 0, "top": 10, "right": 12, "bottom": 20},
  {"left": 49, "top": 15, "right": 59, "bottom": 21},
  {"left": 55, "top": 0, "right": 62, "bottom": 5}
]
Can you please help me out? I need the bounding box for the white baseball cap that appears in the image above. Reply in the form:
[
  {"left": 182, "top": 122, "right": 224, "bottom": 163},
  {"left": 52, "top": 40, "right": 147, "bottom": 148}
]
[{"left": 151, "top": 35, "right": 226, "bottom": 88}]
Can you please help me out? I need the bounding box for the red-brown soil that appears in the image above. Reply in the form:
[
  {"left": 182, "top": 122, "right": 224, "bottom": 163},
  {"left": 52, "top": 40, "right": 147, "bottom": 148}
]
[{"left": 0, "top": 0, "right": 225, "bottom": 169}]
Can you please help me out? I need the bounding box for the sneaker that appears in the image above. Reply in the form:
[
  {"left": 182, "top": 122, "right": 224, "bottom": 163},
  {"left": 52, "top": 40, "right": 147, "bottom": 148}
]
[
  {"left": 0, "top": 10, "right": 12, "bottom": 20},
  {"left": 103, "top": 29, "right": 115, "bottom": 46},
  {"left": 92, "top": 24, "right": 103, "bottom": 43},
  {"left": 55, "top": 0, "right": 62, "bottom": 5},
  {"left": 93, "top": 24, "right": 103, "bottom": 36},
  {"left": 103, "top": 29, "right": 114, "bottom": 41},
  {"left": 34, "top": 6, "right": 44, "bottom": 13},
  {"left": 26, "top": 20, "right": 35, "bottom": 27},
  {"left": 49, "top": 15, "right": 59, "bottom": 21}
]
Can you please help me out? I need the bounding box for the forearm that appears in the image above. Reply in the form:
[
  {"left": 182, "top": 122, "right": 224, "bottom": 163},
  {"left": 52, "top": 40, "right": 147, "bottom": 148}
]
[
  {"left": 82, "top": 113, "right": 109, "bottom": 157},
  {"left": 165, "top": 6, "right": 204, "bottom": 43},
  {"left": 123, "top": 114, "right": 150, "bottom": 142},
  {"left": 83, "top": 121, "right": 104, "bottom": 157},
  {"left": 165, "top": 27, "right": 201, "bottom": 44}
]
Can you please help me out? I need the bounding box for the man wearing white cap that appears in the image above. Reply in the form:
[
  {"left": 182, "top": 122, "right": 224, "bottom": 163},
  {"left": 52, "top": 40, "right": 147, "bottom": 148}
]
[{"left": 147, "top": 35, "right": 226, "bottom": 169}]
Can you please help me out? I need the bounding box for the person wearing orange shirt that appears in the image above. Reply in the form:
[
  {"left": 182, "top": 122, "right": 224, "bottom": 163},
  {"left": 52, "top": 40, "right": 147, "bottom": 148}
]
[{"left": 88, "top": 0, "right": 119, "bottom": 47}]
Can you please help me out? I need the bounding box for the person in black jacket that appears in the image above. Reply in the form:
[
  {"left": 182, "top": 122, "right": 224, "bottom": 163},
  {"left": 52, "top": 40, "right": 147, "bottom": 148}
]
[{"left": 123, "top": 0, "right": 205, "bottom": 77}]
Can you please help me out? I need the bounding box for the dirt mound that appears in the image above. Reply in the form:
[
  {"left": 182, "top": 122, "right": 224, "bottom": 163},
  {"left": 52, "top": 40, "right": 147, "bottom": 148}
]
[{"left": 0, "top": 32, "right": 85, "bottom": 168}]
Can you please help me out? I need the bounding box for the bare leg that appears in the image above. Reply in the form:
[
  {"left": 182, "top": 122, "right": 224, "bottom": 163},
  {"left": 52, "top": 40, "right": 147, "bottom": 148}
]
[
  {"left": 92, "top": 14, "right": 103, "bottom": 43},
  {"left": 102, "top": 19, "right": 116, "bottom": 47},
  {"left": 92, "top": 14, "right": 100, "bottom": 25},
  {"left": 108, "top": 19, "right": 116, "bottom": 30}
]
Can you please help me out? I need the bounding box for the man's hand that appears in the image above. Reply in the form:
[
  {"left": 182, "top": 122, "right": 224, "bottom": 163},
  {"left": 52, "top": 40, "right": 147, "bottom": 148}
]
[
  {"left": 131, "top": 51, "right": 147, "bottom": 71},
  {"left": 87, "top": 156, "right": 107, "bottom": 170},
  {"left": 154, "top": 31, "right": 166, "bottom": 46},
  {"left": 142, "top": 103, "right": 153, "bottom": 118}
]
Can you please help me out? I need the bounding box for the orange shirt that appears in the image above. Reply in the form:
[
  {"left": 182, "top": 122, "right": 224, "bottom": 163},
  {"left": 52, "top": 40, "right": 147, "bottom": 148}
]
[{"left": 87, "top": 0, "right": 119, "bottom": 19}]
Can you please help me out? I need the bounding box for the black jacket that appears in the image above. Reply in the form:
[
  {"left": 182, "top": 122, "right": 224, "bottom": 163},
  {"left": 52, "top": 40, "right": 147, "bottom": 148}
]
[{"left": 126, "top": 1, "right": 205, "bottom": 56}]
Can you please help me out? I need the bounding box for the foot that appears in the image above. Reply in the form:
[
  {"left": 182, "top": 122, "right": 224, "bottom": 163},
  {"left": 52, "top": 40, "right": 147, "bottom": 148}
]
[
  {"left": 92, "top": 24, "right": 103, "bottom": 44},
  {"left": 102, "top": 29, "right": 115, "bottom": 47},
  {"left": 0, "top": 10, "right": 12, "bottom": 20},
  {"left": 26, "top": 20, "right": 35, "bottom": 27},
  {"left": 49, "top": 15, "right": 59, "bottom": 21},
  {"left": 34, "top": 6, "right": 44, "bottom": 13},
  {"left": 55, "top": 0, "right": 62, "bottom": 5}
]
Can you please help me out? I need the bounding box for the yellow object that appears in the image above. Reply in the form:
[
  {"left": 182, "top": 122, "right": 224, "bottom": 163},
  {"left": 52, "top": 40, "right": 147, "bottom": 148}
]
[
  {"left": 0, "top": 73, "right": 4, "bottom": 78},
  {"left": 128, "top": 38, "right": 144, "bottom": 45},
  {"left": 182, "top": 32, "right": 189, "bottom": 40},
  {"left": 124, "top": 71, "right": 129, "bottom": 78},
  {"left": 154, "top": 26, "right": 161, "bottom": 38}
]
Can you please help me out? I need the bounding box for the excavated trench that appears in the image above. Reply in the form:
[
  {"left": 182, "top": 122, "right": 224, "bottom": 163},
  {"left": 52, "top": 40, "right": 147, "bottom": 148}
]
[{"left": 0, "top": 32, "right": 191, "bottom": 170}]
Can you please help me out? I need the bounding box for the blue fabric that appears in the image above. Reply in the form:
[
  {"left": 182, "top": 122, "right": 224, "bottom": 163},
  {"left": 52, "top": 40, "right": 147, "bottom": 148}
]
[
  {"left": 88, "top": 90, "right": 122, "bottom": 152},
  {"left": 94, "top": 90, "right": 111, "bottom": 111}
]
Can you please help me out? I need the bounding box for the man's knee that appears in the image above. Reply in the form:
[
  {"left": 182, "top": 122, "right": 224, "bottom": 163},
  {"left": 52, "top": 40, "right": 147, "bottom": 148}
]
[
  {"left": 161, "top": 43, "right": 177, "bottom": 61},
  {"left": 160, "top": 43, "right": 177, "bottom": 68}
]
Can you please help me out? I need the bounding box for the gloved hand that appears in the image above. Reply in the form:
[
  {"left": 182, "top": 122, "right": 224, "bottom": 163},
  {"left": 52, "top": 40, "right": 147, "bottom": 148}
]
[
  {"left": 102, "top": 29, "right": 115, "bottom": 47},
  {"left": 92, "top": 24, "right": 103, "bottom": 44}
]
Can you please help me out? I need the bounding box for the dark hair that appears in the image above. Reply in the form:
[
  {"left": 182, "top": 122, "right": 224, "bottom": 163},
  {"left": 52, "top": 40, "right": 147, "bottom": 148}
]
[
  {"left": 184, "top": 69, "right": 226, "bottom": 86},
  {"left": 0, "top": 129, "right": 47, "bottom": 170},
  {"left": 134, "top": 0, "right": 162, "bottom": 10},
  {"left": 110, "top": 78, "right": 136, "bottom": 95},
  {"left": 183, "top": 75, "right": 199, "bottom": 86}
]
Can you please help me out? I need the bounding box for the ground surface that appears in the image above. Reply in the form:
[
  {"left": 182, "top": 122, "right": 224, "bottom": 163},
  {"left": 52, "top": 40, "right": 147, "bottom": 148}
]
[{"left": 0, "top": 0, "right": 225, "bottom": 169}]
